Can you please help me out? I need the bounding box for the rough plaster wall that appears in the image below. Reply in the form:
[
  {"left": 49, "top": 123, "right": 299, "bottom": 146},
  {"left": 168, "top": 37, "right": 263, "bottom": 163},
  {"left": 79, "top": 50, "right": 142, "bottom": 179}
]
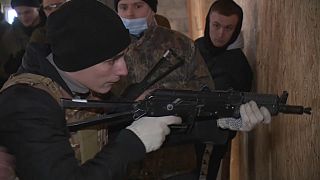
[{"left": 235, "top": 0, "right": 320, "bottom": 179}]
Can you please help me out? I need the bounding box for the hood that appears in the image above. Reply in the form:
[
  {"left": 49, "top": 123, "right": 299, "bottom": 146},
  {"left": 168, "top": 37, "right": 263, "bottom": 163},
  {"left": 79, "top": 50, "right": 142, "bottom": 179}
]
[{"left": 203, "top": 1, "right": 243, "bottom": 56}]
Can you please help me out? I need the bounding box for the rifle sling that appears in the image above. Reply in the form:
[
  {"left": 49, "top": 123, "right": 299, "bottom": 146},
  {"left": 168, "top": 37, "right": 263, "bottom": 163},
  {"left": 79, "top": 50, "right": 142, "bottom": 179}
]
[{"left": 141, "top": 50, "right": 184, "bottom": 88}]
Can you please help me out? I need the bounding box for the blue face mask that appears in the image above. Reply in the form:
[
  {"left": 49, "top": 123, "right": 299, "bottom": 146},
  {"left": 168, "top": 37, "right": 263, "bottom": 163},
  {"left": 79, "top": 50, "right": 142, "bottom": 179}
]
[{"left": 121, "top": 17, "right": 148, "bottom": 37}]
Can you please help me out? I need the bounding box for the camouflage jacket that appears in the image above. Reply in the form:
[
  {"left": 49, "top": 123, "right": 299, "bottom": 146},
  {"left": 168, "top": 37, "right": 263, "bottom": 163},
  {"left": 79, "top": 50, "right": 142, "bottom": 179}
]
[{"left": 112, "top": 25, "right": 214, "bottom": 96}]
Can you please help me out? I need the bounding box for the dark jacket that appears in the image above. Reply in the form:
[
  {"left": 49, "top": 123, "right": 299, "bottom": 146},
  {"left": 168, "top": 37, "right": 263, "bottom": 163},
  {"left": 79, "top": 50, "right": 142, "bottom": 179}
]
[
  {"left": 0, "top": 19, "right": 10, "bottom": 86},
  {"left": 0, "top": 44, "right": 146, "bottom": 180},
  {"left": 0, "top": 18, "right": 10, "bottom": 41},
  {"left": 195, "top": 37, "right": 253, "bottom": 180},
  {"left": 195, "top": 37, "right": 252, "bottom": 91},
  {"left": 193, "top": 2, "right": 253, "bottom": 179}
]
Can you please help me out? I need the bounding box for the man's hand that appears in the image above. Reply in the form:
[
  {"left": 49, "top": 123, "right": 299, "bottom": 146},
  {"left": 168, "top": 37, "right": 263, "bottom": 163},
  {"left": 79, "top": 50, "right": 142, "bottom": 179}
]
[
  {"left": 0, "top": 147, "right": 16, "bottom": 180},
  {"left": 126, "top": 116, "right": 182, "bottom": 152},
  {"left": 217, "top": 101, "right": 271, "bottom": 131}
]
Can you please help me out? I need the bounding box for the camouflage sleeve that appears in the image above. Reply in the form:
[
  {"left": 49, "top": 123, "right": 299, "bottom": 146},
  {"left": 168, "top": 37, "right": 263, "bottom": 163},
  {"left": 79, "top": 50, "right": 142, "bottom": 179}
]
[
  {"left": 111, "top": 26, "right": 215, "bottom": 97},
  {"left": 189, "top": 46, "right": 215, "bottom": 90},
  {"left": 157, "top": 46, "right": 215, "bottom": 91}
]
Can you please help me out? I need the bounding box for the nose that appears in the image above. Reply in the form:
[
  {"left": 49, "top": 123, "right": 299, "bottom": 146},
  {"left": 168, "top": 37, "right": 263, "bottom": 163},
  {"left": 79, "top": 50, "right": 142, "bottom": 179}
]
[
  {"left": 114, "top": 57, "right": 128, "bottom": 76},
  {"left": 124, "top": 6, "right": 135, "bottom": 19},
  {"left": 217, "top": 28, "right": 225, "bottom": 38}
]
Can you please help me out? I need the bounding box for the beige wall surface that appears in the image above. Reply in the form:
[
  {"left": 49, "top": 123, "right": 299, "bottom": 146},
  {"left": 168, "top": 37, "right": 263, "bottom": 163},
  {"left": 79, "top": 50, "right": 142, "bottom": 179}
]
[
  {"left": 157, "top": 0, "right": 190, "bottom": 36},
  {"left": 234, "top": 0, "right": 320, "bottom": 179}
]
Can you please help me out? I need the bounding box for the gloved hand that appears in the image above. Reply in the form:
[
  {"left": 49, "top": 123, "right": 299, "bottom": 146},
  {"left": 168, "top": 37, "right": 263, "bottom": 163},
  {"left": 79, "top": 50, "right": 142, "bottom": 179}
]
[
  {"left": 217, "top": 101, "right": 271, "bottom": 131},
  {"left": 0, "top": 147, "right": 16, "bottom": 180},
  {"left": 126, "top": 116, "right": 182, "bottom": 153}
]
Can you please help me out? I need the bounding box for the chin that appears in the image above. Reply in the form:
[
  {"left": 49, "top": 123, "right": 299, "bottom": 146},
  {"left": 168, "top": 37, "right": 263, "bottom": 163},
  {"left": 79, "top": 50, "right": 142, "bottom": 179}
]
[
  {"left": 213, "top": 42, "right": 224, "bottom": 48},
  {"left": 213, "top": 40, "right": 227, "bottom": 48},
  {"left": 96, "top": 86, "right": 112, "bottom": 94}
]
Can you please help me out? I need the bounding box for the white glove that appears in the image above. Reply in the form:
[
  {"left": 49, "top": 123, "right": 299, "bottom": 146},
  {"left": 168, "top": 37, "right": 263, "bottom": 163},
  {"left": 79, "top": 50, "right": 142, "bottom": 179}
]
[
  {"left": 217, "top": 101, "right": 271, "bottom": 131},
  {"left": 126, "top": 116, "right": 182, "bottom": 153}
]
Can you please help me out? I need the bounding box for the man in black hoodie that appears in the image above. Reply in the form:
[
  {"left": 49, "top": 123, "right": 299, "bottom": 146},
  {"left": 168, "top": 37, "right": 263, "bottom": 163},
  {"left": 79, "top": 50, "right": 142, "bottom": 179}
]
[{"left": 195, "top": 1, "right": 253, "bottom": 179}]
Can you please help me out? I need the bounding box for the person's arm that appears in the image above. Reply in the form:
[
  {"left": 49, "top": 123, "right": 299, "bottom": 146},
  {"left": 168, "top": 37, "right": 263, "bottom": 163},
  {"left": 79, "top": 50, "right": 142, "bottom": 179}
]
[
  {"left": 161, "top": 47, "right": 215, "bottom": 91},
  {"left": 1, "top": 85, "right": 181, "bottom": 180},
  {"left": 0, "top": 85, "right": 146, "bottom": 180},
  {"left": 188, "top": 47, "right": 215, "bottom": 90}
]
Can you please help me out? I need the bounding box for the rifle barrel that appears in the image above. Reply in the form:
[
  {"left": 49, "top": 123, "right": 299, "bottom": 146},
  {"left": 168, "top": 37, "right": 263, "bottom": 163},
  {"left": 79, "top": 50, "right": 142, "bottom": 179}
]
[{"left": 279, "top": 105, "right": 312, "bottom": 115}]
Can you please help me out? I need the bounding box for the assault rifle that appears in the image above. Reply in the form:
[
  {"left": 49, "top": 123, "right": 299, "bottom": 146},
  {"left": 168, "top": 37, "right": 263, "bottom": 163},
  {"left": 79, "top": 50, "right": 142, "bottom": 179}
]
[{"left": 62, "top": 89, "right": 311, "bottom": 144}]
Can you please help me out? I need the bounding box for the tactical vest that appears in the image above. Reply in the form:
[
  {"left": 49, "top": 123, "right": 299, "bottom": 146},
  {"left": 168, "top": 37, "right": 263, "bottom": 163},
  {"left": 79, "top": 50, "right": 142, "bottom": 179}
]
[{"left": 0, "top": 73, "right": 107, "bottom": 163}]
